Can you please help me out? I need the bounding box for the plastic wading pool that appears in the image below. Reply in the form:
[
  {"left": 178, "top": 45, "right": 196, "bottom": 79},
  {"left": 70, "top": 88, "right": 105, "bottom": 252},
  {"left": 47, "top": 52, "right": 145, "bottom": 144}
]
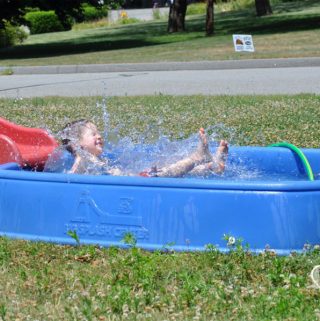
[{"left": 0, "top": 145, "right": 320, "bottom": 255}]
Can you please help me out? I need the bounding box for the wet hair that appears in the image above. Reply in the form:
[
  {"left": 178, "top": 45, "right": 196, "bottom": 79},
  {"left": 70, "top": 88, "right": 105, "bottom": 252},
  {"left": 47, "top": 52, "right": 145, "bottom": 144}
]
[{"left": 59, "top": 119, "right": 91, "bottom": 156}]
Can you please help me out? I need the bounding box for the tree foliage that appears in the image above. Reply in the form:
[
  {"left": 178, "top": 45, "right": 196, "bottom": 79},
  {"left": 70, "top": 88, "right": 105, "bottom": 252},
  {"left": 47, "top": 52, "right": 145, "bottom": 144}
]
[
  {"left": 0, "top": 0, "right": 116, "bottom": 29},
  {"left": 0, "top": 0, "right": 27, "bottom": 28}
]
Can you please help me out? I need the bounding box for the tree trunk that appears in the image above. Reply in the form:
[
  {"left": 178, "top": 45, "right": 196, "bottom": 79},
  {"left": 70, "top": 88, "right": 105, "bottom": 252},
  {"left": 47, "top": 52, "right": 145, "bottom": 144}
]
[
  {"left": 255, "top": 0, "right": 272, "bottom": 16},
  {"left": 206, "top": 0, "right": 214, "bottom": 36},
  {"left": 167, "top": 0, "right": 187, "bottom": 33}
]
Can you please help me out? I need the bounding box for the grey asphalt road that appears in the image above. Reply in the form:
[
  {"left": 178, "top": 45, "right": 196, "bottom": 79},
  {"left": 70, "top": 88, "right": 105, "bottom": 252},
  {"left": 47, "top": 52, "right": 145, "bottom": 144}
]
[{"left": 0, "top": 59, "right": 319, "bottom": 97}]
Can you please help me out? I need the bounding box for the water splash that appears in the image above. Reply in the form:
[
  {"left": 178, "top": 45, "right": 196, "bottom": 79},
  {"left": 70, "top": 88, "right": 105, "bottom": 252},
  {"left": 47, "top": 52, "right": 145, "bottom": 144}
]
[
  {"left": 92, "top": 99, "right": 267, "bottom": 179},
  {"left": 101, "top": 125, "right": 262, "bottom": 180}
]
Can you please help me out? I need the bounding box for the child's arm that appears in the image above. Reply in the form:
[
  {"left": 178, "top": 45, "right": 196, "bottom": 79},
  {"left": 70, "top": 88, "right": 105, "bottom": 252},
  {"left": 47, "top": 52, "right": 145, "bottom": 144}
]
[{"left": 68, "top": 155, "right": 82, "bottom": 174}]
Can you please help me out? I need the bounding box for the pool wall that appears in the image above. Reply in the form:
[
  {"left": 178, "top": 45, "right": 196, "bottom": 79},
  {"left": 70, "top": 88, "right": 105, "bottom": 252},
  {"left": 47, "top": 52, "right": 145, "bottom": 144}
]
[{"left": 0, "top": 146, "right": 320, "bottom": 254}]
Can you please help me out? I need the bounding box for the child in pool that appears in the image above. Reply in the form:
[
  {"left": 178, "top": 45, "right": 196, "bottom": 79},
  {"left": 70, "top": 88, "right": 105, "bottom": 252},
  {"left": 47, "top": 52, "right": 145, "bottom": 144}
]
[{"left": 52, "top": 119, "right": 228, "bottom": 177}]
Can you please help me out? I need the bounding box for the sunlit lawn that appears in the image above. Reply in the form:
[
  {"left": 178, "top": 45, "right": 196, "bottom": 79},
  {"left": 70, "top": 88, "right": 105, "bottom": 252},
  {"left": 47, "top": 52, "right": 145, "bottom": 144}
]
[
  {"left": 0, "top": 237, "right": 320, "bottom": 320},
  {"left": 1, "top": 94, "right": 320, "bottom": 147},
  {"left": 0, "top": 0, "right": 319, "bottom": 66}
]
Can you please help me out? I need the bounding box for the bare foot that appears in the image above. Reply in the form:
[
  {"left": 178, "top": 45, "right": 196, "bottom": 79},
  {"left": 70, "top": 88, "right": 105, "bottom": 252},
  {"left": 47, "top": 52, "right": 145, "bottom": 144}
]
[
  {"left": 214, "top": 140, "right": 228, "bottom": 173},
  {"left": 192, "top": 128, "right": 212, "bottom": 164}
]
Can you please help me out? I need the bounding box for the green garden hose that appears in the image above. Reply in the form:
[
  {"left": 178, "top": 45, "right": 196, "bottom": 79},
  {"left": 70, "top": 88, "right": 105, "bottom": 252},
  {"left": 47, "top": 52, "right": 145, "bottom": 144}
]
[{"left": 269, "top": 142, "right": 314, "bottom": 181}]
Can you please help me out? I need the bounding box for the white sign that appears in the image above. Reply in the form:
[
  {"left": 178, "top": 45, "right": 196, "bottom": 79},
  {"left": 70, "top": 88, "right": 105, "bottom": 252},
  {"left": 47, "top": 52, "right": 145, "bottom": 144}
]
[{"left": 233, "top": 35, "right": 255, "bottom": 52}]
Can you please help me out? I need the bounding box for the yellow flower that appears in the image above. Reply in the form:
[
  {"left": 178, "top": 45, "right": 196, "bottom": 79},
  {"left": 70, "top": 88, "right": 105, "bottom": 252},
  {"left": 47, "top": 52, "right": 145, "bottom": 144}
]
[{"left": 120, "top": 11, "right": 128, "bottom": 19}]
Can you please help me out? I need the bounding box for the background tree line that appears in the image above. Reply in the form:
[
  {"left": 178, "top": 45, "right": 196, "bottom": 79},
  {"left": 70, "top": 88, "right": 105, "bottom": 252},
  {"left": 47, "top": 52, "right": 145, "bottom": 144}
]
[
  {"left": 0, "top": 0, "right": 113, "bottom": 29},
  {"left": 168, "top": 0, "right": 272, "bottom": 35},
  {"left": 0, "top": 0, "right": 273, "bottom": 47}
]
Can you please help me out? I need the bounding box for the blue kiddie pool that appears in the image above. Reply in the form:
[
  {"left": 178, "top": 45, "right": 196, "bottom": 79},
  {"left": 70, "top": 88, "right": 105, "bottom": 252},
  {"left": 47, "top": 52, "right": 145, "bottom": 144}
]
[
  {"left": 0, "top": 117, "right": 319, "bottom": 254},
  {"left": 1, "top": 146, "right": 320, "bottom": 254}
]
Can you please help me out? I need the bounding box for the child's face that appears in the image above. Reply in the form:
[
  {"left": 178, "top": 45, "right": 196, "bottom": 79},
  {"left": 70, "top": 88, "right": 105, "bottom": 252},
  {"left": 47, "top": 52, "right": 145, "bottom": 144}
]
[{"left": 79, "top": 122, "right": 104, "bottom": 156}]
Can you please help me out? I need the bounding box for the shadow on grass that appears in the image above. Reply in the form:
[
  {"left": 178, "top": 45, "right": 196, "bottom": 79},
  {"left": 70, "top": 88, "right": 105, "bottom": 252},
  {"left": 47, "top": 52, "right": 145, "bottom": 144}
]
[
  {"left": 0, "top": 39, "right": 162, "bottom": 59},
  {"left": 0, "top": 3, "right": 319, "bottom": 60},
  {"left": 215, "top": 13, "right": 320, "bottom": 35},
  {"left": 273, "top": 0, "right": 320, "bottom": 14},
  {"left": 0, "top": 20, "right": 205, "bottom": 60}
]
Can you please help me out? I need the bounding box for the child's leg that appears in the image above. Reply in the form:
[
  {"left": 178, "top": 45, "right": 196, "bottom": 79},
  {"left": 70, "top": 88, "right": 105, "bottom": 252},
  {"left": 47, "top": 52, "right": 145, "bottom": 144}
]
[
  {"left": 213, "top": 140, "right": 228, "bottom": 173},
  {"left": 189, "top": 140, "right": 228, "bottom": 176},
  {"left": 156, "top": 128, "right": 212, "bottom": 178}
]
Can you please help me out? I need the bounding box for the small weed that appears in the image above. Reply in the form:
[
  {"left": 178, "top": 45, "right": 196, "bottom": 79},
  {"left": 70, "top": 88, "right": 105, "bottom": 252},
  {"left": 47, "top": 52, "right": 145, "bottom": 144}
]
[
  {"left": 67, "top": 230, "right": 80, "bottom": 246},
  {"left": 119, "top": 17, "right": 140, "bottom": 25},
  {"left": 81, "top": 296, "right": 93, "bottom": 320},
  {"left": 162, "top": 242, "right": 175, "bottom": 253},
  {"left": 19, "top": 269, "right": 27, "bottom": 281},
  {"left": 205, "top": 243, "right": 219, "bottom": 253},
  {"left": 223, "top": 233, "right": 244, "bottom": 251},
  {"left": 0, "top": 69, "right": 13, "bottom": 76},
  {"left": 121, "top": 232, "right": 137, "bottom": 247},
  {"left": 0, "top": 304, "right": 6, "bottom": 321},
  {"left": 0, "top": 237, "right": 11, "bottom": 264},
  {"left": 72, "top": 19, "right": 109, "bottom": 30}
]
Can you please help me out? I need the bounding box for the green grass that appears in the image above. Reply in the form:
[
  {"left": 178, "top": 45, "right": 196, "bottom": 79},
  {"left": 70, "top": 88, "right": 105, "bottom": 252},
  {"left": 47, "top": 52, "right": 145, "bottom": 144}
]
[
  {"left": 0, "top": 0, "right": 319, "bottom": 66},
  {"left": 0, "top": 237, "right": 320, "bottom": 320},
  {"left": 1, "top": 94, "right": 320, "bottom": 319},
  {"left": 1, "top": 94, "right": 320, "bottom": 147}
]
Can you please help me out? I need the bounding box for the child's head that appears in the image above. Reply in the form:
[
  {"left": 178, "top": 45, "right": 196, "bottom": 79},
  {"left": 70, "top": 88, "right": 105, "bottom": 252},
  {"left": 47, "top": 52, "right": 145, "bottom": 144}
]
[{"left": 60, "top": 120, "right": 104, "bottom": 156}]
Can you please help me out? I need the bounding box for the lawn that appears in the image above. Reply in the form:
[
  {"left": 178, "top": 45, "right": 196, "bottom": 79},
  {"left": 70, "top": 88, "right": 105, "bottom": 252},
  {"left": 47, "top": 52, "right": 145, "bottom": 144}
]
[
  {"left": 0, "top": 237, "right": 320, "bottom": 320},
  {"left": 1, "top": 94, "right": 320, "bottom": 147},
  {"left": 0, "top": 0, "right": 319, "bottom": 66}
]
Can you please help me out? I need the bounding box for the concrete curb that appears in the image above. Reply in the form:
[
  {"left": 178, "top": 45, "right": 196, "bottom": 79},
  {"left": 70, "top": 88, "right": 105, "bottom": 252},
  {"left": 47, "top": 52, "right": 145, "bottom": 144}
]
[{"left": 1, "top": 57, "right": 320, "bottom": 75}]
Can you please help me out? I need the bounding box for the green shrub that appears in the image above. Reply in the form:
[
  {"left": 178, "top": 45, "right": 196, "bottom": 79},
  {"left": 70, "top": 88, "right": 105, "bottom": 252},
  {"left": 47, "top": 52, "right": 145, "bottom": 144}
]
[
  {"left": 186, "top": 2, "right": 206, "bottom": 15},
  {"left": 216, "top": 0, "right": 254, "bottom": 11},
  {"left": 108, "top": 0, "right": 123, "bottom": 9},
  {"left": 25, "top": 6, "right": 41, "bottom": 13},
  {"left": 0, "top": 22, "right": 28, "bottom": 48},
  {"left": 186, "top": 0, "right": 254, "bottom": 14},
  {"left": 82, "top": 5, "right": 108, "bottom": 21},
  {"left": 25, "top": 11, "right": 72, "bottom": 34},
  {"left": 119, "top": 17, "right": 140, "bottom": 24}
]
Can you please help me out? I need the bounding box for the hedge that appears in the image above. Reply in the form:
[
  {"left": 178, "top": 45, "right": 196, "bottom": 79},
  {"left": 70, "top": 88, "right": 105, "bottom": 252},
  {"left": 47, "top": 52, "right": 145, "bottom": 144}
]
[
  {"left": 25, "top": 11, "right": 72, "bottom": 34},
  {"left": 82, "top": 5, "right": 108, "bottom": 21}
]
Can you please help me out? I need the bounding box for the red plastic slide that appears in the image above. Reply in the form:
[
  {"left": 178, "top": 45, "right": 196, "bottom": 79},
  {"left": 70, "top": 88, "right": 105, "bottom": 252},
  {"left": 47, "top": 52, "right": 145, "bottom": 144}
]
[{"left": 0, "top": 117, "right": 58, "bottom": 170}]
